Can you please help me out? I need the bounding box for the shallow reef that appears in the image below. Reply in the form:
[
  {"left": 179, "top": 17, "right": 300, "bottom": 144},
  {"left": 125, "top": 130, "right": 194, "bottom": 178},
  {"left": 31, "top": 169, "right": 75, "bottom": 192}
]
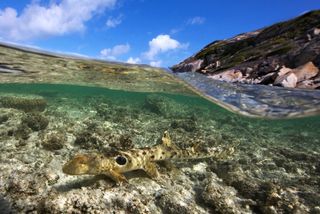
[
  {"left": 41, "top": 130, "right": 66, "bottom": 151},
  {"left": 0, "top": 84, "right": 319, "bottom": 213},
  {"left": 0, "top": 95, "right": 47, "bottom": 112},
  {"left": 22, "top": 112, "right": 49, "bottom": 131}
]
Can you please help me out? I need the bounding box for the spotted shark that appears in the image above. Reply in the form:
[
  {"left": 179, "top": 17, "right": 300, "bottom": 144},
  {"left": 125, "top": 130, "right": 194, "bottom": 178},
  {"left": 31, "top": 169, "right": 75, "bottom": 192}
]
[{"left": 63, "top": 131, "right": 235, "bottom": 183}]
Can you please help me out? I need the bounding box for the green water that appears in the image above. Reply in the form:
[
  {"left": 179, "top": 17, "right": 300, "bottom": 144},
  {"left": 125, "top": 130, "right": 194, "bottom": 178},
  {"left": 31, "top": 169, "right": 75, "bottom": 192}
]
[
  {"left": 0, "top": 83, "right": 318, "bottom": 149},
  {"left": 0, "top": 83, "right": 320, "bottom": 212}
]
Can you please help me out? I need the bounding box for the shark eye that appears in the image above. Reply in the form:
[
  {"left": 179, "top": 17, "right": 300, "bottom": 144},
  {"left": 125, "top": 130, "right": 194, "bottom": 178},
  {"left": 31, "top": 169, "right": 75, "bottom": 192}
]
[{"left": 115, "top": 156, "right": 127, "bottom": 165}]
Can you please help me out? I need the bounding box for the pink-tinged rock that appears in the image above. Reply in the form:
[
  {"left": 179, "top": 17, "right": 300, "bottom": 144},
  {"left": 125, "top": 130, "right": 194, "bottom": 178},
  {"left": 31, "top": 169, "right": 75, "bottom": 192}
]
[
  {"left": 297, "top": 80, "right": 320, "bottom": 89},
  {"left": 278, "top": 66, "right": 292, "bottom": 76},
  {"left": 274, "top": 62, "right": 319, "bottom": 88},
  {"left": 283, "top": 73, "right": 298, "bottom": 88},
  {"left": 313, "top": 28, "right": 320, "bottom": 36},
  {"left": 204, "top": 61, "right": 221, "bottom": 70},
  {"left": 171, "top": 59, "right": 204, "bottom": 72},
  {"left": 275, "top": 72, "right": 298, "bottom": 88},
  {"left": 292, "top": 62, "right": 319, "bottom": 82},
  {"left": 208, "top": 69, "right": 243, "bottom": 83},
  {"left": 190, "top": 59, "right": 204, "bottom": 72}
]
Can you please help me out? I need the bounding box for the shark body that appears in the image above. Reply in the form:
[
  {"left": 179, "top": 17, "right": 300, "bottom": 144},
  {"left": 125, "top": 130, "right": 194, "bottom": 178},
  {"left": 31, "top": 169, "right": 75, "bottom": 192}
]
[{"left": 63, "top": 131, "right": 235, "bottom": 183}]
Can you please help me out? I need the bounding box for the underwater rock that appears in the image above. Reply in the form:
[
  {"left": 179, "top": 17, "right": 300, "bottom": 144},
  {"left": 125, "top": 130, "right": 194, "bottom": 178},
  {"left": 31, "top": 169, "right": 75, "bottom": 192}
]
[
  {"left": 201, "top": 173, "right": 254, "bottom": 214},
  {"left": 170, "top": 119, "right": 197, "bottom": 132},
  {"left": 209, "top": 142, "right": 319, "bottom": 213},
  {"left": 11, "top": 123, "right": 32, "bottom": 140},
  {"left": 44, "top": 170, "right": 60, "bottom": 185},
  {"left": 118, "top": 134, "right": 134, "bottom": 150},
  {"left": 40, "top": 187, "right": 155, "bottom": 213},
  {"left": 144, "top": 94, "right": 172, "bottom": 116},
  {"left": 259, "top": 182, "right": 310, "bottom": 213},
  {"left": 40, "top": 190, "right": 107, "bottom": 213},
  {"left": 95, "top": 103, "right": 111, "bottom": 120},
  {"left": 95, "top": 102, "right": 139, "bottom": 124},
  {"left": 41, "top": 131, "right": 66, "bottom": 151},
  {"left": 0, "top": 96, "right": 47, "bottom": 112},
  {"left": 6, "top": 172, "right": 44, "bottom": 196},
  {"left": 0, "top": 114, "right": 9, "bottom": 124},
  {"left": 311, "top": 207, "right": 320, "bottom": 214},
  {"left": 156, "top": 189, "right": 206, "bottom": 214},
  {"left": 102, "top": 133, "right": 135, "bottom": 155},
  {"left": 74, "top": 130, "right": 104, "bottom": 149},
  {"left": 0, "top": 196, "right": 11, "bottom": 214},
  {"left": 22, "top": 113, "right": 49, "bottom": 131},
  {"left": 144, "top": 94, "right": 187, "bottom": 118},
  {"left": 4, "top": 172, "right": 47, "bottom": 213}
]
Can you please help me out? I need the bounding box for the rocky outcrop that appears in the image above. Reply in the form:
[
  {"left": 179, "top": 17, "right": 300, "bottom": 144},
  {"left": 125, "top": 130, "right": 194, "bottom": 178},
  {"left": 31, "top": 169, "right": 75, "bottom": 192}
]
[
  {"left": 172, "top": 10, "right": 320, "bottom": 89},
  {"left": 274, "top": 62, "right": 319, "bottom": 88}
]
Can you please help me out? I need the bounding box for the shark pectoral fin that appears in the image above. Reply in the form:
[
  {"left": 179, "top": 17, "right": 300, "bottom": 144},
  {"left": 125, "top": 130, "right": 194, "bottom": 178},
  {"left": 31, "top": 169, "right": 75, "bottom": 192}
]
[
  {"left": 144, "top": 162, "right": 160, "bottom": 179},
  {"left": 107, "top": 170, "right": 128, "bottom": 183}
]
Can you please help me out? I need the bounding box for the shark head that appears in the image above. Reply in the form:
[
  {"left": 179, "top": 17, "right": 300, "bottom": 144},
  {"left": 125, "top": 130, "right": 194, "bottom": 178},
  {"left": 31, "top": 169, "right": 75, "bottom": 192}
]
[
  {"left": 62, "top": 152, "right": 133, "bottom": 176},
  {"left": 62, "top": 153, "right": 106, "bottom": 175}
]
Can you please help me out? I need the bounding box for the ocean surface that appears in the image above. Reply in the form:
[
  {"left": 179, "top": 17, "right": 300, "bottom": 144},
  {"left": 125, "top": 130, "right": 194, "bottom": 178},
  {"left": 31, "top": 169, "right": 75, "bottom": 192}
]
[{"left": 0, "top": 82, "right": 319, "bottom": 213}]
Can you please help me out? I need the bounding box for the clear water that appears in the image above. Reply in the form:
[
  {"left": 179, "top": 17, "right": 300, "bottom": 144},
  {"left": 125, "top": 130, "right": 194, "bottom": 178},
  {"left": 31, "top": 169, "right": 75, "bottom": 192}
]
[{"left": 0, "top": 83, "right": 319, "bottom": 213}]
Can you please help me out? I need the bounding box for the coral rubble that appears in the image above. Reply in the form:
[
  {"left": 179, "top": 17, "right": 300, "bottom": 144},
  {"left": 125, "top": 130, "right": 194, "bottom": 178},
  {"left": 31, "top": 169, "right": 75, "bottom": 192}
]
[{"left": 0, "top": 84, "right": 319, "bottom": 213}]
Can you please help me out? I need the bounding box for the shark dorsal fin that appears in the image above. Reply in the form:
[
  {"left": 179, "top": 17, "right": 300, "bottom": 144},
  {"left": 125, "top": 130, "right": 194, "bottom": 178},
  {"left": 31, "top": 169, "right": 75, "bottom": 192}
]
[
  {"left": 161, "top": 131, "right": 179, "bottom": 151},
  {"left": 161, "top": 131, "right": 172, "bottom": 147}
]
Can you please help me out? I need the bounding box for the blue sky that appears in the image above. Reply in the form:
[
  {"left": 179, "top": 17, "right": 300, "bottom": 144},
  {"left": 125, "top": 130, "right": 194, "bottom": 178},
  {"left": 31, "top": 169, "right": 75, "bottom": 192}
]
[{"left": 0, "top": 0, "right": 319, "bottom": 67}]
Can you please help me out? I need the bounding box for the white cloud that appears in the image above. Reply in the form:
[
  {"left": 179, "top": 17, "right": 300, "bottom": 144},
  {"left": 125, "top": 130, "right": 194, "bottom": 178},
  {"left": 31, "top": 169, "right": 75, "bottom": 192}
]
[
  {"left": 187, "top": 16, "right": 206, "bottom": 25},
  {"left": 144, "top": 34, "right": 182, "bottom": 60},
  {"left": 106, "top": 14, "right": 123, "bottom": 28},
  {"left": 170, "top": 28, "right": 182, "bottom": 35},
  {"left": 150, "top": 60, "right": 162, "bottom": 67},
  {"left": 126, "top": 57, "right": 141, "bottom": 64},
  {"left": 100, "top": 43, "right": 130, "bottom": 60},
  {"left": 0, "top": 0, "right": 117, "bottom": 41}
]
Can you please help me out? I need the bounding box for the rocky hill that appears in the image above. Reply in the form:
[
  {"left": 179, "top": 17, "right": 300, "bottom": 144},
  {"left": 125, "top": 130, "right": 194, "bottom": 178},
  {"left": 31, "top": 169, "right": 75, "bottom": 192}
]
[{"left": 172, "top": 10, "right": 320, "bottom": 89}]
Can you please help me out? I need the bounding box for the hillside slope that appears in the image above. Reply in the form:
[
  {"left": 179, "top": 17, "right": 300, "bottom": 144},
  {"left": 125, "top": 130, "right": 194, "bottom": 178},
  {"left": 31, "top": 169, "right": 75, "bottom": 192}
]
[{"left": 172, "top": 11, "right": 320, "bottom": 89}]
